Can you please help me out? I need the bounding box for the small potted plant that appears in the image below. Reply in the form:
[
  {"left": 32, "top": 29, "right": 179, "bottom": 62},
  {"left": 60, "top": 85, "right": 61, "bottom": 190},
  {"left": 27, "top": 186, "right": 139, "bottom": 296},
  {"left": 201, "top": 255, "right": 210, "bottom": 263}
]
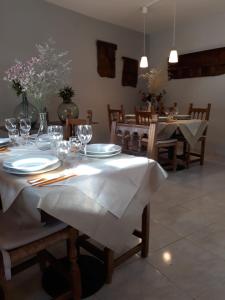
[{"left": 57, "top": 86, "right": 79, "bottom": 123}]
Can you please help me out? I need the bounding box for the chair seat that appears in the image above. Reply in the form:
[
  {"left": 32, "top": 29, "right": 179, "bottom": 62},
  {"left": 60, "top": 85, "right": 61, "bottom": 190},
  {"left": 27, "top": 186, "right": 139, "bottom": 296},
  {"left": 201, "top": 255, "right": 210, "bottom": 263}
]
[
  {"left": 156, "top": 139, "right": 177, "bottom": 145},
  {"left": 141, "top": 138, "right": 177, "bottom": 145},
  {"left": 0, "top": 212, "right": 67, "bottom": 250}
]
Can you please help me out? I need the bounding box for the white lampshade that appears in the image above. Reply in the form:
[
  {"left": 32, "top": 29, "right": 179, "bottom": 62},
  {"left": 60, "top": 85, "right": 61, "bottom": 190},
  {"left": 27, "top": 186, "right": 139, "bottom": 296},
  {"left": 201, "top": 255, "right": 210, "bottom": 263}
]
[
  {"left": 169, "top": 49, "right": 178, "bottom": 63},
  {"left": 140, "top": 56, "right": 148, "bottom": 68}
]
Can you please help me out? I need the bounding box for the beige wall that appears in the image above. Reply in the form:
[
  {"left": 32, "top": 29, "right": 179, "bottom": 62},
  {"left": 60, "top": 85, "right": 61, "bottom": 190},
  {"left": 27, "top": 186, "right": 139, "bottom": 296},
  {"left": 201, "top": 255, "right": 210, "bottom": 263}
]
[
  {"left": 150, "top": 12, "right": 225, "bottom": 157},
  {"left": 1, "top": 0, "right": 143, "bottom": 142}
]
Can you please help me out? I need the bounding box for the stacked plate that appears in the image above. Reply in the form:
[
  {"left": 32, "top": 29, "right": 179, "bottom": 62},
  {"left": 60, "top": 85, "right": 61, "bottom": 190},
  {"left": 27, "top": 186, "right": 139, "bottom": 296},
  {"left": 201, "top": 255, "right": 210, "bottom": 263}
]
[
  {"left": 80, "top": 144, "right": 121, "bottom": 158},
  {"left": 174, "top": 115, "right": 191, "bottom": 120},
  {"left": 0, "top": 138, "right": 10, "bottom": 149},
  {"left": 3, "top": 154, "right": 61, "bottom": 175}
]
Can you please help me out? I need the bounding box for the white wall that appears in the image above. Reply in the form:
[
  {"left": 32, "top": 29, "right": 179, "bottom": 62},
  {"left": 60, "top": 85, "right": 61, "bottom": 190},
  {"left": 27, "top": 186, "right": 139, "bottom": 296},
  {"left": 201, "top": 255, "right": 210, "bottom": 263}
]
[
  {"left": 0, "top": 0, "right": 143, "bottom": 142},
  {"left": 150, "top": 12, "right": 225, "bottom": 157}
]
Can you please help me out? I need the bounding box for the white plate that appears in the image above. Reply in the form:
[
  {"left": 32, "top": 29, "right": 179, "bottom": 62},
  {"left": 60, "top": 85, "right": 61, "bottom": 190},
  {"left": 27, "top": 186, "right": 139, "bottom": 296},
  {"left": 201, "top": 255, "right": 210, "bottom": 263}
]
[
  {"left": 174, "top": 115, "right": 191, "bottom": 120},
  {"left": 82, "top": 144, "right": 121, "bottom": 155},
  {"left": 81, "top": 150, "right": 121, "bottom": 158},
  {"left": 0, "top": 138, "right": 10, "bottom": 146},
  {"left": 3, "top": 155, "right": 59, "bottom": 172},
  {"left": 158, "top": 117, "right": 168, "bottom": 121},
  {"left": 3, "top": 161, "right": 61, "bottom": 175}
]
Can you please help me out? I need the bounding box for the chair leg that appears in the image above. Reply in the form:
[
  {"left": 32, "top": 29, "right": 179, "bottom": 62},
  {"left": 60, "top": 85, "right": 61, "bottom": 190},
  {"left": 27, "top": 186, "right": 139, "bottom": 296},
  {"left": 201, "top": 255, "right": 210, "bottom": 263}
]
[
  {"left": 104, "top": 248, "right": 114, "bottom": 284},
  {"left": 67, "top": 228, "right": 81, "bottom": 300},
  {"left": 0, "top": 285, "right": 5, "bottom": 300},
  {"left": 186, "top": 143, "right": 191, "bottom": 168},
  {"left": 37, "top": 250, "right": 48, "bottom": 272},
  {"left": 200, "top": 139, "right": 205, "bottom": 165},
  {"left": 172, "top": 144, "right": 177, "bottom": 172},
  {"left": 141, "top": 203, "right": 150, "bottom": 258}
]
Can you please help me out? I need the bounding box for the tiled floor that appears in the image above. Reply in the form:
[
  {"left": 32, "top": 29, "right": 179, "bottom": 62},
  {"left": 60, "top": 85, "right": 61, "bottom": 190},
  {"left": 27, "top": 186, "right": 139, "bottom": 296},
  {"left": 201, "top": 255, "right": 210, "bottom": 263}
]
[{"left": 3, "top": 158, "right": 225, "bottom": 300}]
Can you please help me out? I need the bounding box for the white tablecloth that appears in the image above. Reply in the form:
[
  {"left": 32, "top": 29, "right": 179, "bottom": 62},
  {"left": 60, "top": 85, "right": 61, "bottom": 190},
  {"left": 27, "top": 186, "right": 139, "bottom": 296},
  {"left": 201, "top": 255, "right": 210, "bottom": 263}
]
[
  {"left": 0, "top": 146, "right": 167, "bottom": 253},
  {"left": 158, "top": 119, "right": 208, "bottom": 147}
]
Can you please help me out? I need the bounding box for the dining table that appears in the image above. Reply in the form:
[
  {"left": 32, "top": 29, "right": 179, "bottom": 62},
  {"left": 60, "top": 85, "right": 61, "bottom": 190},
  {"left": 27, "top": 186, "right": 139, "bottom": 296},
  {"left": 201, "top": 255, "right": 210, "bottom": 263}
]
[
  {"left": 0, "top": 142, "right": 167, "bottom": 280},
  {"left": 124, "top": 114, "right": 208, "bottom": 148}
]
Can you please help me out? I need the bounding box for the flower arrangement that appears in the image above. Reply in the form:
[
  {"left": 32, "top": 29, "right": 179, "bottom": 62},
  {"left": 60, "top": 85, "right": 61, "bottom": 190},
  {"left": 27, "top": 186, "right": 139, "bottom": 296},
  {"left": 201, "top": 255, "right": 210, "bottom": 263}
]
[
  {"left": 4, "top": 39, "right": 71, "bottom": 112},
  {"left": 139, "top": 67, "right": 167, "bottom": 112},
  {"left": 58, "top": 86, "right": 75, "bottom": 103}
]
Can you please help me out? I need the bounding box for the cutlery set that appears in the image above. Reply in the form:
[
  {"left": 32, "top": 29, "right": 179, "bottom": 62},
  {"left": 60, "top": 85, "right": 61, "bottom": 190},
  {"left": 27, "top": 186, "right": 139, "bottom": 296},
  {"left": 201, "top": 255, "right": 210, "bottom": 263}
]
[
  {"left": 28, "top": 174, "right": 77, "bottom": 186},
  {"left": 0, "top": 147, "right": 9, "bottom": 152}
]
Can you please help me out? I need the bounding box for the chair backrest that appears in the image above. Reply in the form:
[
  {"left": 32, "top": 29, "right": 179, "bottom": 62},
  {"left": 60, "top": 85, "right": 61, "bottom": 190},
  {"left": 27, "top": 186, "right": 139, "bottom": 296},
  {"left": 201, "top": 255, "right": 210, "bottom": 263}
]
[
  {"left": 135, "top": 108, "right": 152, "bottom": 125},
  {"left": 86, "top": 109, "right": 98, "bottom": 125},
  {"left": 107, "top": 104, "right": 125, "bottom": 130},
  {"left": 188, "top": 103, "right": 211, "bottom": 121},
  {"left": 110, "top": 121, "right": 157, "bottom": 159},
  {"left": 65, "top": 118, "right": 87, "bottom": 139}
]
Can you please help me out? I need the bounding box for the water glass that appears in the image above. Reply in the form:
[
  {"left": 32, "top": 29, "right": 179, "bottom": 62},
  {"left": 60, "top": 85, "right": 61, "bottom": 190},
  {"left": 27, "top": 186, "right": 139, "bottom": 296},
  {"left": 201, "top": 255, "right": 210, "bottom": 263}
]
[
  {"left": 8, "top": 129, "right": 19, "bottom": 145},
  {"left": 77, "top": 125, "right": 93, "bottom": 157},
  {"left": 48, "top": 125, "right": 64, "bottom": 149},
  {"left": 56, "top": 140, "right": 71, "bottom": 161},
  {"left": 69, "top": 136, "right": 82, "bottom": 153},
  {"left": 5, "top": 118, "right": 17, "bottom": 132}
]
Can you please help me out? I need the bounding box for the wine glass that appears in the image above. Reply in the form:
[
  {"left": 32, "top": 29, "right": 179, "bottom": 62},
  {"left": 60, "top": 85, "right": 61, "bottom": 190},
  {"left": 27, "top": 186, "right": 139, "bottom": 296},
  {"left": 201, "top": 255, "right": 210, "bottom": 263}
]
[
  {"left": 20, "top": 118, "right": 31, "bottom": 144},
  {"left": 77, "top": 125, "right": 92, "bottom": 157},
  {"left": 5, "top": 118, "right": 17, "bottom": 132},
  {"left": 48, "top": 125, "right": 64, "bottom": 149}
]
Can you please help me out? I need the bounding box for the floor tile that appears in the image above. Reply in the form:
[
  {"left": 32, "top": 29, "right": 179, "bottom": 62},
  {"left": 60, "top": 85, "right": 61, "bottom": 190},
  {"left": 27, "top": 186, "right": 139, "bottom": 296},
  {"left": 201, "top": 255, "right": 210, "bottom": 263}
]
[
  {"left": 95, "top": 257, "right": 192, "bottom": 300},
  {"left": 149, "top": 219, "right": 183, "bottom": 252},
  {"left": 148, "top": 238, "right": 225, "bottom": 298}
]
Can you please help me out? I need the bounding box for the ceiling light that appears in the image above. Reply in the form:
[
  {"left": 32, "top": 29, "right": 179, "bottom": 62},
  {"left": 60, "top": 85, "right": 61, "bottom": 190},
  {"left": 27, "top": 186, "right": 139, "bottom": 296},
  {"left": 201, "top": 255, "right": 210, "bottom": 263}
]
[
  {"left": 169, "top": 0, "right": 178, "bottom": 63},
  {"left": 140, "top": 6, "right": 148, "bottom": 68}
]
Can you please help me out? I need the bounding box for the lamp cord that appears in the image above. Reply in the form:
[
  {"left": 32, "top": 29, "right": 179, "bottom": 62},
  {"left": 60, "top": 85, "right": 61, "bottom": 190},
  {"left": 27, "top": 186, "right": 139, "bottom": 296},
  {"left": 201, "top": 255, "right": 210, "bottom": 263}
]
[
  {"left": 173, "top": 0, "right": 176, "bottom": 47},
  {"left": 143, "top": 12, "right": 146, "bottom": 55}
]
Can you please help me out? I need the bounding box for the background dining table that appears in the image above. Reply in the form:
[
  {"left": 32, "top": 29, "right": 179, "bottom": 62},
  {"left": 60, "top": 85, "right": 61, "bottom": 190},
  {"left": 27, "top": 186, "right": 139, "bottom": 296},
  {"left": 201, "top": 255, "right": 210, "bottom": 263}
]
[{"left": 124, "top": 115, "right": 208, "bottom": 148}]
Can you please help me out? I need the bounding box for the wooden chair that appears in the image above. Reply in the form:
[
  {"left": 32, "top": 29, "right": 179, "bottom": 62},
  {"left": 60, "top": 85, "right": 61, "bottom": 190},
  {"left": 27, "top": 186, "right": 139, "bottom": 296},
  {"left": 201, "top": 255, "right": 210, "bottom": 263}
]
[
  {"left": 107, "top": 104, "right": 125, "bottom": 130},
  {"left": 65, "top": 110, "right": 98, "bottom": 140},
  {"left": 86, "top": 109, "right": 98, "bottom": 125},
  {"left": 135, "top": 107, "right": 153, "bottom": 125},
  {"left": 74, "top": 121, "right": 155, "bottom": 284},
  {"left": 135, "top": 110, "right": 177, "bottom": 171},
  {"left": 188, "top": 103, "right": 211, "bottom": 121},
  {"left": 182, "top": 103, "right": 211, "bottom": 167},
  {"left": 65, "top": 118, "right": 87, "bottom": 140},
  {"left": 0, "top": 219, "right": 81, "bottom": 300}
]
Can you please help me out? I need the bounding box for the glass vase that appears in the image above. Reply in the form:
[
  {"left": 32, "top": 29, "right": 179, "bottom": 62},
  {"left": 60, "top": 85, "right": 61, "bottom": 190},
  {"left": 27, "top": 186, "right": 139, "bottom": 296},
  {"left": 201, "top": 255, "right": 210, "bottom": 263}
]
[
  {"left": 57, "top": 99, "right": 79, "bottom": 123},
  {"left": 36, "top": 112, "right": 51, "bottom": 150},
  {"left": 14, "top": 93, "right": 38, "bottom": 127}
]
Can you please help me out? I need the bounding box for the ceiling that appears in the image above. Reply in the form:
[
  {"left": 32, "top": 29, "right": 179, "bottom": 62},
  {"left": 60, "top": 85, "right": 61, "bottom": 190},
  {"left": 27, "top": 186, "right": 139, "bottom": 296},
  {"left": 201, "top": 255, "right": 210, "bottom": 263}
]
[{"left": 46, "top": 0, "right": 225, "bottom": 34}]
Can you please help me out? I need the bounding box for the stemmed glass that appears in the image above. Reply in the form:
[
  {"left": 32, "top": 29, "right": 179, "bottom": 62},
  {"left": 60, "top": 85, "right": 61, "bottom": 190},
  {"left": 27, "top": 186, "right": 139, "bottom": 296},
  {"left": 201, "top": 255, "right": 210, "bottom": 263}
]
[
  {"left": 5, "top": 118, "right": 17, "bottom": 132},
  {"left": 5, "top": 118, "right": 19, "bottom": 145},
  {"left": 20, "top": 118, "right": 31, "bottom": 144},
  {"left": 77, "top": 125, "right": 92, "bottom": 157}
]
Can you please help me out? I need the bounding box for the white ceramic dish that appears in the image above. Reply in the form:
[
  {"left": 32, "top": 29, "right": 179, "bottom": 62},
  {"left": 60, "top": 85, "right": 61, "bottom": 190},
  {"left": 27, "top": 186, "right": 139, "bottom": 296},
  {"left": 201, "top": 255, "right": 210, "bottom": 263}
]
[
  {"left": 0, "top": 138, "right": 10, "bottom": 147},
  {"left": 174, "top": 115, "right": 191, "bottom": 120},
  {"left": 158, "top": 117, "right": 168, "bottom": 122},
  {"left": 81, "top": 144, "right": 121, "bottom": 155},
  {"left": 81, "top": 150, "right": 121, "bottom": 158},
  {"left": 3, "top": 155, "right": 59, "bottom": 172},
  {"left": 3, "top": 160, "right": 61, "bottom": 175}
]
